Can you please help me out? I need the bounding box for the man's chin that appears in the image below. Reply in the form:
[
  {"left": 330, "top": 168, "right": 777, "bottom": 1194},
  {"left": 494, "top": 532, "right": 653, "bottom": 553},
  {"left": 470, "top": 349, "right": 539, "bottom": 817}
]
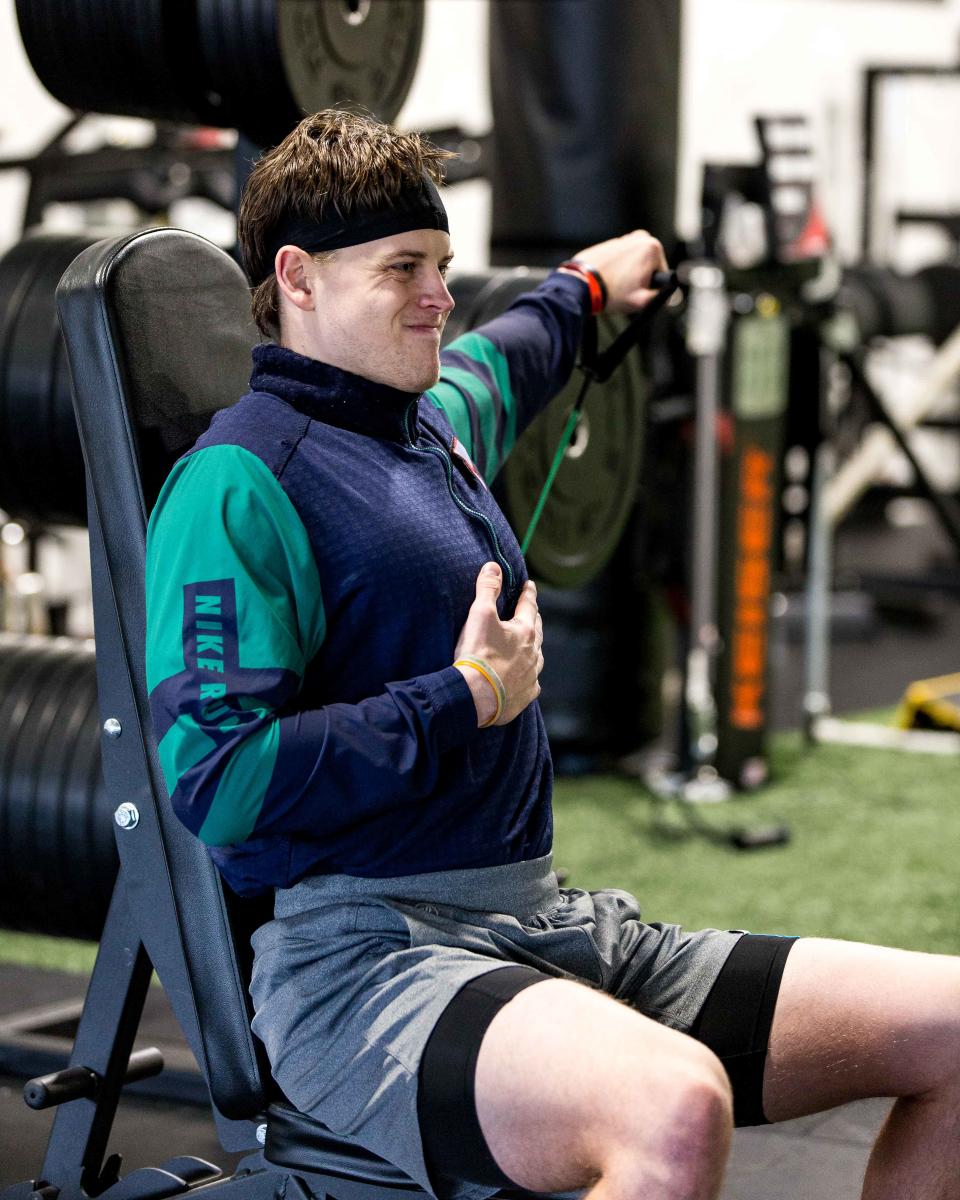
[
  {"left": 398, "top": 360, "right": 441, "bottom": 395},
  {"left": 361, "top": 351, "right": 441, "bottom": 394}
]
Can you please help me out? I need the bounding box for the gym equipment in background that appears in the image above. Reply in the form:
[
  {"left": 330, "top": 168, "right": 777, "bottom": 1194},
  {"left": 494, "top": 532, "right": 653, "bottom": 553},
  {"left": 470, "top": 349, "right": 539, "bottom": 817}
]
[
  {"left": 895, "top": 671, "right": 960, "bottom": 737},
  {"left": 15, "top": 0, "right": 425, "bottom": 149},
  {"left": 1, "top": 117, "right": 237, "bottom": 236},
  {"left": 861, "top": 61, "right": 960, "bottom": 264},
  {"left": 654, "top": 118, "right": 824, "bottom": 801}
]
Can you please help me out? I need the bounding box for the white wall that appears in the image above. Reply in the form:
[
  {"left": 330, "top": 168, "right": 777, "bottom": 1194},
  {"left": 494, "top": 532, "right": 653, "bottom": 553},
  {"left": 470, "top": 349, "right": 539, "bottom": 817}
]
[{"left": 680, "top": 0, "right": 960, "bottom": 264}]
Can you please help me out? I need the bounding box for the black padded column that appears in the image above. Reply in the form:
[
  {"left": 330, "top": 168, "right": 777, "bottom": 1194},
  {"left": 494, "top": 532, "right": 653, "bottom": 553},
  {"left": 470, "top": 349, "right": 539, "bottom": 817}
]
[{"left": 489, "top": 0, "right": 682, "bottom": 265}]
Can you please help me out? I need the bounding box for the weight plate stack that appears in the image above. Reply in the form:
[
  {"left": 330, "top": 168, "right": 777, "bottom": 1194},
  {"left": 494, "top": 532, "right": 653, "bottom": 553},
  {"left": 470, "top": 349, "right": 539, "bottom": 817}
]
[
  {"left": 278, "top": 0, "right": 424, "bottom": 127},
  {"left": 446, "top": 269, "right": 647, "bottom": 590},
  {"left": 0, "top": 235, "right": 97, "bottom": 526},
  {"left": 0, "top": 634, "right": 114, "bottom": 941},
  {"left": 197, "top": 0, "right": 301, "bottom": 148},
  {"left": 15, "top": 0, "right": 215, "bottom": 126},
  {"left": 197, "top": 0, "right": 425, "bottom": 148}
]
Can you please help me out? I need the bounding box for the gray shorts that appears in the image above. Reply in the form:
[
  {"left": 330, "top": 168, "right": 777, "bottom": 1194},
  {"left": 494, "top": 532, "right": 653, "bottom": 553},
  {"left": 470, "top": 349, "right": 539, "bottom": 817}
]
[{"left": 249, "top": 855, "right": 743, "bottom": 1200}]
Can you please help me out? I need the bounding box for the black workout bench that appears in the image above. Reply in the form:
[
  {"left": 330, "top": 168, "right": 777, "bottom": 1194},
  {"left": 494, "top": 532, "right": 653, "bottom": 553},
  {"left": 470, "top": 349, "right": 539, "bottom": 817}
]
[{"left": 0, "top": 228, "right": 567, "bottom": 1200}]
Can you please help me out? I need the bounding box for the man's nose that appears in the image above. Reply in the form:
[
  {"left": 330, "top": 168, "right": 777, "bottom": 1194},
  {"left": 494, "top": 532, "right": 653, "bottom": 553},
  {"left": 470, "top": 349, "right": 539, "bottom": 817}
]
[{"left": 420, "top": 269, "right": 455, "bottom": 312}]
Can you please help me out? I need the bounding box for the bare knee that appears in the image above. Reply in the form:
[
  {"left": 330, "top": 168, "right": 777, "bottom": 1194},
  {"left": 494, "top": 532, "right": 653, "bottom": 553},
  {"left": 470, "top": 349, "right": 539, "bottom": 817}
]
[
  {"left": 474, "top": 980, "right": 733, "bottom": 1198},
  {"left": 601, "top": 1042, "right": 734, "bottom": 1199}
]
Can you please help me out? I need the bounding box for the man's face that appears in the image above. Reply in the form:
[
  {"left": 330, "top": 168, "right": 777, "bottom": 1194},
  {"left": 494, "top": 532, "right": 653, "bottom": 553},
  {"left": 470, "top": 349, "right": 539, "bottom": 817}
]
[{"left": 291, "top": 228, "right": 455, "bottom": 393}]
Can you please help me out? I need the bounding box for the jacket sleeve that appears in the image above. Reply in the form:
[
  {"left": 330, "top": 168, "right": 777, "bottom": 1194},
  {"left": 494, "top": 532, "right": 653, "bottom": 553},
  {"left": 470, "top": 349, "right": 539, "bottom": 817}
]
[
  {"left": 425, "top": 271, "right": 590, "bottom": 484},
  {"left": 145, "top": 443, "right": 478, "bottom": 849}
]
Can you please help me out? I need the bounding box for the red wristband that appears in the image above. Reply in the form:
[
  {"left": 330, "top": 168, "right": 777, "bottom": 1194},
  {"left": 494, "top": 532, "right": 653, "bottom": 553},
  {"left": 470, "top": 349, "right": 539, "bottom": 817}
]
[{"left": 557, "top": 260, "right": 607, "bottom": 314}]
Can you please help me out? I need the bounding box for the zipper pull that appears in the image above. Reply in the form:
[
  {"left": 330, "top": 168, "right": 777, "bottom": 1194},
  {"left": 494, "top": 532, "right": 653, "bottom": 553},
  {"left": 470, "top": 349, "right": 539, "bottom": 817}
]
[{"left": 449, "top": 437, "right": 485, "bottom": 489}]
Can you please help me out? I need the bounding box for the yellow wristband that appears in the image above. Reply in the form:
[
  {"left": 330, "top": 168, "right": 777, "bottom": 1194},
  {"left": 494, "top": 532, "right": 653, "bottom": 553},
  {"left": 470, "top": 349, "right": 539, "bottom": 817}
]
[{"left": 454, "top": 657, "right": 506, "bottom": 728}]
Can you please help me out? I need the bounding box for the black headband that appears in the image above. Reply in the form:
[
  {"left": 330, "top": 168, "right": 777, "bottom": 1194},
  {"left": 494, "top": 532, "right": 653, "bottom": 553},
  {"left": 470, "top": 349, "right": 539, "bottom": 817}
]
[{"left": 256, "top": 174, "right": 448, "bottom": 285}]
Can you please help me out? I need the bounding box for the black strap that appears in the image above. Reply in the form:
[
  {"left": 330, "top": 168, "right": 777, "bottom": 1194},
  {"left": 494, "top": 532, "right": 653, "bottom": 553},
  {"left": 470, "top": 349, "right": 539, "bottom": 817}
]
[{"left": 417, "top": 965, "right": 547, "bottom": 1189}]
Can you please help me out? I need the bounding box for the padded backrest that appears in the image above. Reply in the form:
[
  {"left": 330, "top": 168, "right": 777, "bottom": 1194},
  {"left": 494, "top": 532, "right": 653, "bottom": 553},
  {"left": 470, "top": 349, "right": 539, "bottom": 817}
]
[{"left": 56, "top": 227, "right": 273, "bottom": 1120}]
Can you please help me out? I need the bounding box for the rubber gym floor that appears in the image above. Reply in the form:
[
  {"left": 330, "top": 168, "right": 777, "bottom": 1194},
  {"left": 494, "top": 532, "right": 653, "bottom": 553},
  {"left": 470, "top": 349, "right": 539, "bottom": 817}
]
[{"left": 1, "top": 515, "right": 958, "bottom": 1196}]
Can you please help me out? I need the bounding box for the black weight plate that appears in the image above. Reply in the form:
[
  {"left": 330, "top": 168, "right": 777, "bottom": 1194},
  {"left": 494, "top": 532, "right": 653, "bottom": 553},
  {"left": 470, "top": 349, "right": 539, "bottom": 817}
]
[
  {"left": 0, "top": 237, "right": 79, "bottom": 523},
  {"left": 0, "top": 641, "right": 50, "bottom": 918},
  {"left": 60, "top": 667, "right": 112, "bottom": 938},
  {"left": 24, "top": 648, "right": 100, "bottom": 898},
  {"left": 111, "top": 0, "right": 189, "bottom": 121},
  {"left": 163, "top": 0, "right": 224, "bottom": 126},
  {"left": 0, "top": 644, "right": 66, "bottom": 900},
  {"left": 74, "top": 0, "right": 143, "bottom": 118},
  {"left": 452, "top": 268, "right": 646, "bottom": 590},
  {"left": 99, "top": 0, "right": 139, "bottom": 113},
  {"left": 53, "top": 663, "right": 112, "bottom": 904},
  {"left": 139, "top": 0, "right": 210, "bottom": 122},
  {"left": 16, "top": 0, "right": 91, "bottom": 112},
  {"left": 6, "top": 643, "right": 93, "bottom": 927},
  {"left": 239, "top": 0, "right": 303, "bottom": 144},
  {"left": 1, "top": 235, "right": 96, "bottom": 525},
  {"left": 18, "top": 0, "right": 201, "bottom": 123},
  {"left": 46, "top": 235, "right": 98, "bottom": 525},
  {"left": 206, "top": 0, "right": 297, "bottom": 145},
  {"left": 54, "top": 666, "right": 111, "bottom": 939},
  {"left": 194, "top": 0, "right": 228, "bottom": 120},
  {"left": 50, "top": 663, "right": 112, "bottom": 941},
  {"left": 49, "top": 322, "right": 89, "bottom": 524},
  {"left": 76, "top": 707, "right": 112, "bottom": 938},
  {"left": 3, "top": 241, "right": 70, "bottom": 523},
  {"left": 276, "top": 0, "right": 424, "bottom": 125},
  {"left": 122, "top": 0, "right": 170, "bottom": 117},
  {"left": 53, "top": 0, "right": 135, "bottom": 115},
  {"left": 0, "top": 240, "right": 48, "bottom": 513},
  {"left": 500, "top": 329, "right": 645, "bottom": 590},
  {"left": 197, "top": 0, "right": 300, "bottom": 148}
]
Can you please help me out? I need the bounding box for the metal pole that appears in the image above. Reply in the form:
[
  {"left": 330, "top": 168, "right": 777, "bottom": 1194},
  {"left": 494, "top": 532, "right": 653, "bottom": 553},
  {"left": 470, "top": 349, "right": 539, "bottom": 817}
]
[
  {"left": 685, "top": 264, "right": 728, "bottom": 770},
  {"left": 803, "top": 437, "right": 834, "bottom": 737}
]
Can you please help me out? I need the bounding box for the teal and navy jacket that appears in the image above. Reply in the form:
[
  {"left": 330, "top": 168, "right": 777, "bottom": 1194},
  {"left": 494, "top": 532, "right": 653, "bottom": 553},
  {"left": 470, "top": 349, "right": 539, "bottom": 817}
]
[{"left": 145, "top": 272, "right": 590, "bottom": 896}]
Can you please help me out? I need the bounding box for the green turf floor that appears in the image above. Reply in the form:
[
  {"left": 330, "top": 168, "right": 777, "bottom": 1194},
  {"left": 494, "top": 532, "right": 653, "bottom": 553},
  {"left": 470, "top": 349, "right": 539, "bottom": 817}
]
[
  {"left": 1, "top": 726, "right": 958, "bottom": 975},
  {"left": 553, "top": 730, "right": 960, "bottom": 956}
]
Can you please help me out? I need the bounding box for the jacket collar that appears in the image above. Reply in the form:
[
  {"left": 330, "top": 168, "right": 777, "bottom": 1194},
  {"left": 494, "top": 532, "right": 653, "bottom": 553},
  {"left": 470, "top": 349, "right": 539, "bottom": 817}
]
[{"left": 250, "top": 343, "right": 421, "bottom": 443}]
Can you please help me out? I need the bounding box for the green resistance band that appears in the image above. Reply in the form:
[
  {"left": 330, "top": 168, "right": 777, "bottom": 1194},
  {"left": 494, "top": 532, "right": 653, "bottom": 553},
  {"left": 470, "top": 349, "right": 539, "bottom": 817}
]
[
  {"left": 520, "top": 372, "right": 592, "bottom": 555},
  {"left": 519, "top": 270, "right": 679, "bottom": 557}
]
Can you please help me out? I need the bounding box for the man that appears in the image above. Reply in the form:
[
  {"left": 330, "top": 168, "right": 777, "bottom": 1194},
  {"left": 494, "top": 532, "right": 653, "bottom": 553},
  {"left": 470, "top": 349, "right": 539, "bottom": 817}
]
[{"left": 146, "top": 111, "right": 960, "bottom": 1200}]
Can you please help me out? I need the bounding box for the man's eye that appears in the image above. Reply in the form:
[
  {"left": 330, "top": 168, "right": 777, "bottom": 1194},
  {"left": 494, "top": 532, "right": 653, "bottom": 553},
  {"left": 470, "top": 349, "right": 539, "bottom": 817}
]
[
  {"left": 392, "top": 262, "right": 416, "bottom": 273},
  {"left": 439, "top": 263, "right": 451, "bottom": 277}
]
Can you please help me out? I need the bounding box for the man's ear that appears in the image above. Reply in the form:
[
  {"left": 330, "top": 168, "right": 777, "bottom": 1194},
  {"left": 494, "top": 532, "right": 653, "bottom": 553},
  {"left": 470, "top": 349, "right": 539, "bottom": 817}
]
[{"left": 275, "top": 246, "right": 316, "bottom": 312}]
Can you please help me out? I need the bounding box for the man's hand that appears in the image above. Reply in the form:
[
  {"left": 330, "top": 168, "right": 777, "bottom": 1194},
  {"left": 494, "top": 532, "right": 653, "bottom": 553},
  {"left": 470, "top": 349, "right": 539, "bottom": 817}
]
[
  {"left": 454, "top": 563, "right": 544, "bottom": 728},
  {"left": 560, "top": 229, "right": 669, "bottom": 314}
]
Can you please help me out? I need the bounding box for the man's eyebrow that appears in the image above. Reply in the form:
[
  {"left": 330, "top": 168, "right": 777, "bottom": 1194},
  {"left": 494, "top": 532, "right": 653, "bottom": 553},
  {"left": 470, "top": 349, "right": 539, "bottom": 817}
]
[{"left": 379, "top": 249, "right": 455, "bottom": 263}]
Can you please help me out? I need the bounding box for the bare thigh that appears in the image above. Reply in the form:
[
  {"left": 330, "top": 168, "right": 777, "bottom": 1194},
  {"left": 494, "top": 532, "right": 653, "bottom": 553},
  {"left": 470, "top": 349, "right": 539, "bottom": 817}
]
[
  {"left": 763, "top": 938, "right": 960, "bottom": 1122},
  {"left": 473, "top": 977, "right": 733, "bottom": 1195}
]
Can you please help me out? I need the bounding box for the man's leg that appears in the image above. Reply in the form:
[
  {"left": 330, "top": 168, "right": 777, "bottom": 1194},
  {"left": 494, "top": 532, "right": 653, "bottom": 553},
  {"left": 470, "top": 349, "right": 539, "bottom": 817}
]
[
  {"left": 763, "top": 938, "right": 960, "bottom": 1199},
  {"left": 468, "top": 976, "right": 733, "bottom": 1200}
]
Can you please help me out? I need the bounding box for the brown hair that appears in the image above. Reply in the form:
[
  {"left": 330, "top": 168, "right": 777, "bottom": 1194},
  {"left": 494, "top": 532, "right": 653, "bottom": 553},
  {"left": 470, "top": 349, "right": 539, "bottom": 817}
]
[{"left": 238, "top": 110, "right": 454, "bottom": 339}]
